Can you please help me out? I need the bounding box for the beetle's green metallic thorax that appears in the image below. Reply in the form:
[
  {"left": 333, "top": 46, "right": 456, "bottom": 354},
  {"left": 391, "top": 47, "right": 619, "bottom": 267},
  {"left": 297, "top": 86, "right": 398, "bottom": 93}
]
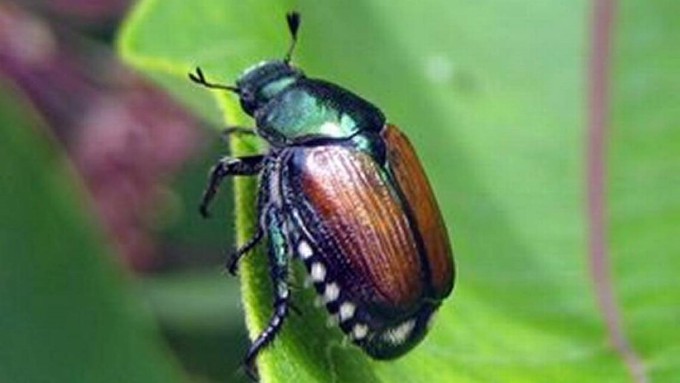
[{"left": 236, "top": 60, "right": 385, "bottom": 147}]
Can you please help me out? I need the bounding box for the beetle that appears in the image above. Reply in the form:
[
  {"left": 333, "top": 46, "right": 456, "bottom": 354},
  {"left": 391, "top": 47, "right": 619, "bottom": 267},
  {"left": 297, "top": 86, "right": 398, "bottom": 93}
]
[{"left": 190, "top": 12, "right": 455, "bottom": 379}]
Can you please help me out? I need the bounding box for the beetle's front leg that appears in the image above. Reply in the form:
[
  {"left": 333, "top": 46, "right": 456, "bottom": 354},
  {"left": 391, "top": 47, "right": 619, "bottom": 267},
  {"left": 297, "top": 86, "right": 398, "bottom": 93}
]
[
  {"left": 226, "top": 227, "right": 263, "bottom": 276},
  {"left": 220, "top": 126, "right": 257, "bottom": 142},
  {"left": 243, "top": 207, "right": 291, "bottom": 380},
  {"left": 225, "top": 162, "right": 272, "bottom": 276},
  {"left": 199, "top": 154, "right": 265, "bottom": 218}
]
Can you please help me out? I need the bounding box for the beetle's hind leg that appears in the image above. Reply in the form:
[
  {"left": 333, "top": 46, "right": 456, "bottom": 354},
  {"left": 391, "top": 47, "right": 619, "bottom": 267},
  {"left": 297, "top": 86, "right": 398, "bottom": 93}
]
[
  {"left": 199, "top": 155, "right": 265, "bottom": 218},
  {"left": 243, "top": 207, "right": 292, "bottom": 380}
]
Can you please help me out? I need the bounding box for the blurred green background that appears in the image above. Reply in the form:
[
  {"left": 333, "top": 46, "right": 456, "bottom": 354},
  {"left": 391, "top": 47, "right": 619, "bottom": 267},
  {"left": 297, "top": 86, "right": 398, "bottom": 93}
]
[{"left": 0, "top": 0, "right": 678, "bottom": 382}]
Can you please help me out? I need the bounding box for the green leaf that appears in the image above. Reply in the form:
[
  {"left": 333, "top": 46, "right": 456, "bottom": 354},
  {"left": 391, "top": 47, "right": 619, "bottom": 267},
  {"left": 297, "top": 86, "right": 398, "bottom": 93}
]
[
  {"left": 118, "top": 0, "right": 679, "bottom": 382},
  {"left": 140, "top": 272, "right": 250, "bottom": 380},
  {"left": 0, "top": 80, "right": 184, "bottom": 382},
  {"left": 609, "top": 1, "right": 680, "bottom": 381}
]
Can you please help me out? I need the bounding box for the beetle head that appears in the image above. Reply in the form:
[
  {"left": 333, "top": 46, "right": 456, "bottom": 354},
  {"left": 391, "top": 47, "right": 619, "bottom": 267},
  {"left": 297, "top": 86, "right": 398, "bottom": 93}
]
[
  {"left": 188, "top": 13, "right": 304, "bottom": 117},
  {"left": 235, "top": 60, "right": 303, "bottom": 116},
  {"left": 236, "top": 12, "right": 303, "bottom": 116}
]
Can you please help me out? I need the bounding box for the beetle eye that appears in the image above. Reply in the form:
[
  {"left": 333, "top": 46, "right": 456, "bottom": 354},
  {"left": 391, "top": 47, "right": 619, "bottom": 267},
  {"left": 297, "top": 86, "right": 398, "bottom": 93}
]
[
  {"left": 238, "top": 89, "right": 258, "bottom": 116},
  {"left": 240, "top": 88, "right": 253, "bottom": 100},
  {"left": 238, "top": 89, "right": 254, "bottom": 106}
]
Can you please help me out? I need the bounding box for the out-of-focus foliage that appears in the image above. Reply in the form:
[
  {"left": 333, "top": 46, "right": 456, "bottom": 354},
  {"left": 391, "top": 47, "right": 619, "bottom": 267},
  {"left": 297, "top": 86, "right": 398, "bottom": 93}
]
[
  {"left": 0, "top": 2, "right": 247, "bottom": 382},
  {"left": 0, "top": 79, "right": 183, "bottom": 383},
  {"left": 119, "top": 0, "right": 679, "bottom": 382},
  {"left": 0, "top": 2, "right": 201, "bottom": 270}
]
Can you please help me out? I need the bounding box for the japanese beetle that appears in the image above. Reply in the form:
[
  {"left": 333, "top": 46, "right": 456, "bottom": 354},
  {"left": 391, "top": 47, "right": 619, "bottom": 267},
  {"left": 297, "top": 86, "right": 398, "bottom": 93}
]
[{"left": 191, "top": 12, "right": 455, "bottom": 378}]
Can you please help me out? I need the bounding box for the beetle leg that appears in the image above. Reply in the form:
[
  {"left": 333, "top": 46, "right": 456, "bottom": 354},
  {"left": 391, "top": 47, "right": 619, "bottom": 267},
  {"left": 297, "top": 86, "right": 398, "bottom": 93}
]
[
  {"left": 220, "top": 126, "right": 257, "bottom": 143},
  {"left": 226, "top": 166, "right": 271, "bottom": 275},
  {"left": 226, "top": 226, "right": 263, "bottom": 276},
  {"left": 243, "top": 207, "right": 291, "bottom": 380},
  {"left": 199, "top": 155, "right": 265, "bottom": 218}
]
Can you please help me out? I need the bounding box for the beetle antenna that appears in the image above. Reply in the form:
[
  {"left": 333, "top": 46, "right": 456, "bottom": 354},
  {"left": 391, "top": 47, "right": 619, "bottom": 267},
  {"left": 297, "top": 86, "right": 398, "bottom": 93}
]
[
  {"left": 283, "top": 11, "right": 301, "bottom": 63},
  {"left": 188, "top": 67, "right": 240, "bottom": 94}
]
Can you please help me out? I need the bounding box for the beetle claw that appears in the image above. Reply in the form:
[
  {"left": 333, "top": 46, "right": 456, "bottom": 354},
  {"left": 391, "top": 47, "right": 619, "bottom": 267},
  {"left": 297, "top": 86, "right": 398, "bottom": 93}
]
[
  {"left": 224, "top": 227, "right": 265, "bottom": 277},
  {"left": 242, "top": 359, "right": 259, "bottom": 382},
  {"left": 221, "top": 127, "right": 257, "bottom": 142},
  {"left": 199, "top": 204, "right": 210, "bottom": 218},
  {"left": 227, "top": 260, "right": 239, "bottom": 276}
]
